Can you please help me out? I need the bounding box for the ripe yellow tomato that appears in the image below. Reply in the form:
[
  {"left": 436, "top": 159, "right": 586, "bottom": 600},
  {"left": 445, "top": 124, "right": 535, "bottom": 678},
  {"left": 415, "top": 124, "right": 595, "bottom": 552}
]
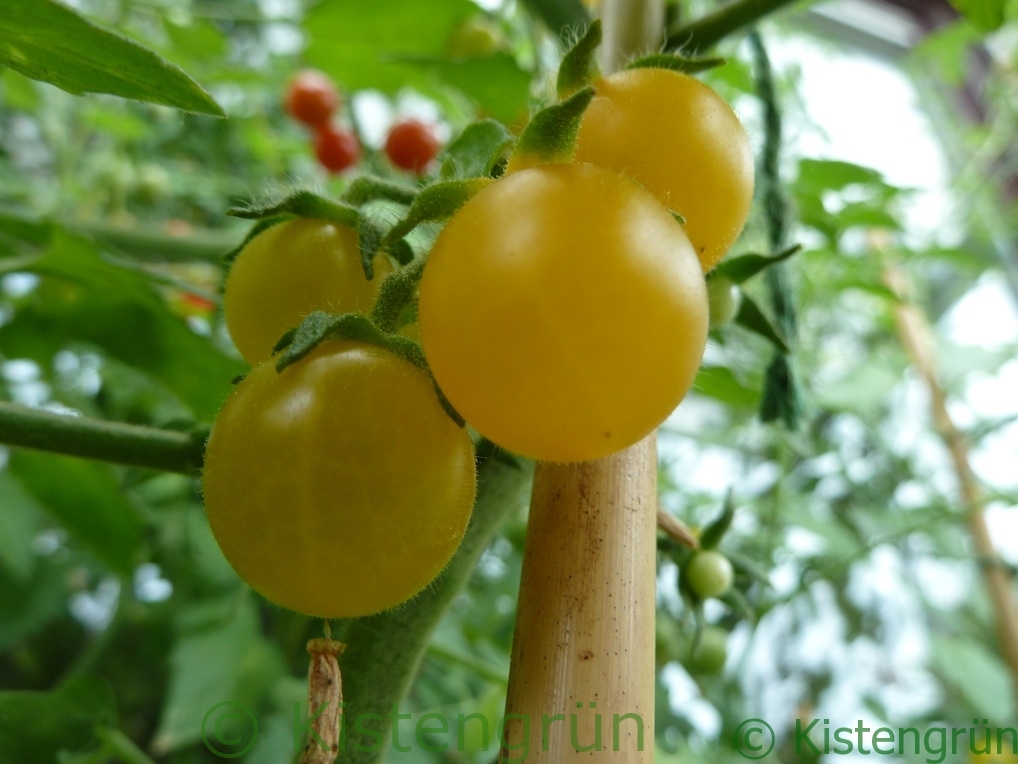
[
  {"left": 574, "top": 68, "right": 755, "bottom": 272},
  {"left": 202, "top": 341, "right": 477, "bottom": 618},
  {"left": 223, "top": 219, "right": 391, "bottom": 365},
  {"left": 418, "top": 163, "right": 708, "bottom": 463}
]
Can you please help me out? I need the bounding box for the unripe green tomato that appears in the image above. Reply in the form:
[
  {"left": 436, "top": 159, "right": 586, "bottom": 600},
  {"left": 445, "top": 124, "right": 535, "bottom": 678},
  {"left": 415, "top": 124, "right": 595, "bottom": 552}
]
[
  {"left": 707, "top": 275, "right": 741, "bottom": 326},
  {"left": 684, "top": 550, "right": 734, "bottom": 598},
  {"left": 134, "top": 162, "right": 171, "bottom": 204},
  {"left": 446, "top": 16, "right": 503, "bottom": 58},
  {"left": 686, "top": 626, "right": 728, "bottom": 675},
  {"left": 223, "top": 219, "right": 392, "bottom": 365},
  {"left": 655, "top": 618, "right": 689, "bottom": 668}
]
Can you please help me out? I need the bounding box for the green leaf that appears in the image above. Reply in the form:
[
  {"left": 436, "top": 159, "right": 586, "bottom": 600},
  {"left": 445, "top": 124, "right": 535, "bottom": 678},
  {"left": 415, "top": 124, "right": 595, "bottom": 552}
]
[
  {"left": 691, "top": 365, "right": 759, "bottom": 408},
  {"left": 796, "top": 158, "right": 885, "bottom": 192},
  {"left": 932, "top": 635, "right": 1016, "bottom": 720},
  {"left": 712, "top": 244, "right": 801, "bottom": 284},
  {"left": 305, "top": 0, "right": 530, "bottom": 122},
  {"left": 733, "top": 293, "right": 789, "bottom": 353},
  {"left": 8, "top": 451, "right": 143, "bottom": 575},
  {"left": 0, "top": 675, "right": 117, "bottom": 764},
  {"left": 151, "top": 598, "right": 284, "bottom": 755},
  {"left": 699, "top": 491, "right": 734, "bottom": 550},
  {"left": 440, "top": 119, "right": 514, "bottom": 179},
  {"left": 516, "top": 0, "right": 591, "bottom": 41},
  {"left": 0, "top": 471, "right": 44, "bottom": 579},
  {"left": 0, "top": 0, "right": 223, "bottom": 115},
  {"left": 0, "top": 231, "right": 244, "bottom": 420},
  {"left": 949, "top": 0, "right": 1006, "bottom": 31},
  {"left": 400, "top": 54, "right": 532, "bottom": 125}
]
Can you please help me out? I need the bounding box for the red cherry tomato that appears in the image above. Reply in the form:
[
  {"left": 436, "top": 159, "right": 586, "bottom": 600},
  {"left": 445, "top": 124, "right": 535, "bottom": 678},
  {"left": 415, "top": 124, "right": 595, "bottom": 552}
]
[
  {"left": 314, "top": 124, "right": 360, "bottom": 174},
  {"left": 384, "top": 119, "right": 441, "bottom": 173},
  {"left": 285, "top": 69, "right": 340, "bottom": 127}
]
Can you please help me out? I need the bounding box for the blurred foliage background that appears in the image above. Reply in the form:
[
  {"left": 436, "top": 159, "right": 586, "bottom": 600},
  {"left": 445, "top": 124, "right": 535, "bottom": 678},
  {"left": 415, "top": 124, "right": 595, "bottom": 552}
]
[{"left": 1, "top": 0, "right": 1018, "bottom": 762}]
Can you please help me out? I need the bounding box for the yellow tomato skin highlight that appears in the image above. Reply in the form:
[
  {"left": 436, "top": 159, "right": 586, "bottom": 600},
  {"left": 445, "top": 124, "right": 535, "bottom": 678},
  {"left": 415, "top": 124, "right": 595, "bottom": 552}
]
[
  {"left": 223, "top": 219, "right": 392, "bottom": 365},
  {"left": 202, "top": 342, "right": 476, "bottom": 618},
  {"left": 574, "top": 68, "right": 755, "bottom": 272},
  {"left": 418, "top": 163, "right": 708, "bottom": 463}
]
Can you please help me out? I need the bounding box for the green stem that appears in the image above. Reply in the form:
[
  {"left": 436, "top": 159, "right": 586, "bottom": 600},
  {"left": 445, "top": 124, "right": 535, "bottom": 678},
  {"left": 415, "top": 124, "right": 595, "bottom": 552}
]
[
  {"left": 69, "top": 222, "right": 237, "bottom": 263},
  {"left": 665, "top": 0, "right": 804, "bottom": 52},
  {"left": 0, "top": 402, "right": 206, "bottom": 474},
  {"left": 336, "top": 452, "right": 532, "bottom": 763}
]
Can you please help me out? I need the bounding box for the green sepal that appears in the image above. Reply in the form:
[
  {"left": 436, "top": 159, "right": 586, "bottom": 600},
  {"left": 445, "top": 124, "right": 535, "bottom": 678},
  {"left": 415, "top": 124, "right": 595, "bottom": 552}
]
[
  {"left": 221, "top": 216, "right": 289, "bottom": 265},
  {"left": 370, "top": 257, "right": 427, "bottom": 335},
  {"left": 508, "top": 86, "right": 595, "bottom": 169},
  {"left": 626, "top": 53, "right": 725, "bottom": 75},
  {"left": 273, "top": 311, "right": 420, "bottom": 372},
  {"left": 226, "top": 190, "right": 360, "bottom": 228},
  {"left": 712, "top": 243, "right": 801, "bottom": 284},
  {"left": 356, "top": 208, "right": 388, "bottom": 280},
  {"left": 556, "top": 19, "right": 602, "bottom": 98},
  {"left": 734, "top": 293, "right": 789, "bottom": 353},
  {"left": 340, "top": 175, "right": 417, "bottom": 207},
  {"left": 389, "top": 238, "right": 415, "bottom": 266},
  {"left": 699, "top": 490, "right": 735, "bottom": 550},
  {"left": 272, "top": 311, "right": 466, "bottom": 427},
  {"left": 383, "top": 178, "right": 492, "bottom": 247},
  {"left": 439, "top": 119, "right": 515, "bottom": 180}
]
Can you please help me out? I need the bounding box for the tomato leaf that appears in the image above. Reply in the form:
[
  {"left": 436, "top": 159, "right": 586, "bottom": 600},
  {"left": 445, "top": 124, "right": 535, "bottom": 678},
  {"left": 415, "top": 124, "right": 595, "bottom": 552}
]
[
  {"left": 712, "top": 244, "right": 801, "bottom": 284},
  {"left": 626, "top": 53, "right": 725, "bottom": 75},
  {"left": 733, "top": 293, "right": 789, "bottom": 353},
  {"left": 0, "top": 0, "right": 223, "bottom": 115},
  {"left": 516, "top": 0, "right": 590, "bottom": 41},
  {"left": 0, "top": 675, "right": 117, "bottom": 762},
  {"left": 692, "top": 365, "right": 759, "bottom": 408},
  {"left": 948, "top": 0, "right": 1006, "bottom": 32},
  {"left": 8, "top": 451, "right": 144, "bottom": 575},
  {"left": 439, "top": 120, "right": 514, "bottom": 179},
  {"left": 557, "top": 19, "right": 602, "bottom": 98},
  {"left": 227, "top": 191, "right": 359, "bottom": 228}
]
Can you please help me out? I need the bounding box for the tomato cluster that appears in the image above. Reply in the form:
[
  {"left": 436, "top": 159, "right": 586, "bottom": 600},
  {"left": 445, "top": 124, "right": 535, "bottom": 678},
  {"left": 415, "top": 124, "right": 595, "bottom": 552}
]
[{"left": 205, "top": 57, "right": 753, "bottom": 617}]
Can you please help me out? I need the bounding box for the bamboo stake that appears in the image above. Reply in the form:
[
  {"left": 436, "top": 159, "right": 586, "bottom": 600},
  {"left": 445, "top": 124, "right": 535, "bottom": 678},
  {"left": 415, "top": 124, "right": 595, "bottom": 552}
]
[
  {"left": 500, "top": 438, "right": 658, "bottom": 762},
  {"left": 500, "top": 2, "right": 662, "bottom": 761},
  {"left": 885, "top": 265, "right": 1018, "bottom": 692}
]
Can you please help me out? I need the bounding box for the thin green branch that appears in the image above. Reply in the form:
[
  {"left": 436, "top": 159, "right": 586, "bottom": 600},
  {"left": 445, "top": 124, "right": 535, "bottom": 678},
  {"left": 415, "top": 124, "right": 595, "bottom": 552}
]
[
  {"left": 665, "top": 0, "right": 805, "bottom": 52},
  {"left": 0, "top": 402, "right": 206, "bottom": 474}
]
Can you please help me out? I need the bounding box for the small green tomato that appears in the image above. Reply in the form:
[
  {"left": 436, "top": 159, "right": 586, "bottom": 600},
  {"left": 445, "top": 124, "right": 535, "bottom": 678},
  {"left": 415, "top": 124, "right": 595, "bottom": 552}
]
[
  {"left": 707, "top": 275, "right": 742, "bottom": 327},
  {"left": 685, "top": 550, "right": 734, "bottom": 598}
]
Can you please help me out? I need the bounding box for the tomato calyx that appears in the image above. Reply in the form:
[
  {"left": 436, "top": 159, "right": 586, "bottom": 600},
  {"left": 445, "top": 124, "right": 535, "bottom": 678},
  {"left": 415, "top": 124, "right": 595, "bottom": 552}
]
[
  {"left": 228, "top": 190, "right": 359, "bottom": 229},
  {"left": 556, "top": 19, "right": 602, "bottom": 98},
  {"left": 382, "top": 178, "right": 492, "bottom": 249},
  {"left": 506, "top": 87, "right": 594, "bottom": 172},
  {"left": 273, "top": 310, "right": 465, "bottom": 427},
  {"left": 438, "top": 119, "right": 513, "bottom": 180},
  {"left": 624, "top": 53, "right": 725, "bottom": 75}
]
